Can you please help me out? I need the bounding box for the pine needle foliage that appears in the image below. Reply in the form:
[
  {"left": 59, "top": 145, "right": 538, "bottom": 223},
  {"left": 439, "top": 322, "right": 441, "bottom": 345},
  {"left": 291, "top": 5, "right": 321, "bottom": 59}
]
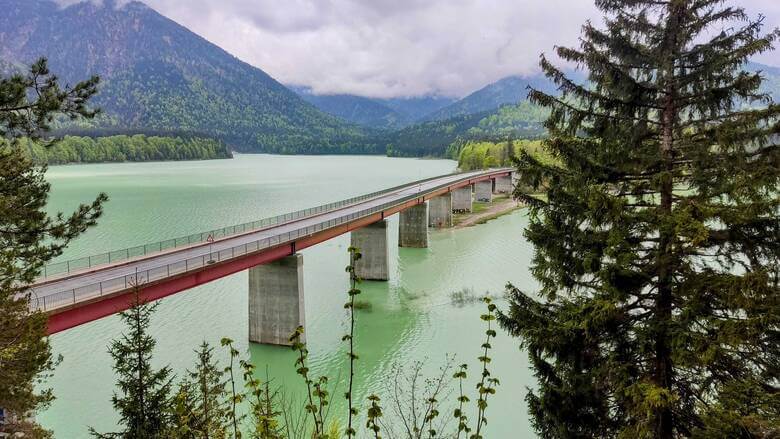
[
  {"left": 91, "top": 294, "right": 174, "bottom": 439},
  {"left": 0, "top": 57, "right": 102, "bottom": 438},
  {"left": 499, "top": 1, "right": 780, "bottom": 438},
  {"left": 170, "top": 342, "right": 231, "bottom": 439}
]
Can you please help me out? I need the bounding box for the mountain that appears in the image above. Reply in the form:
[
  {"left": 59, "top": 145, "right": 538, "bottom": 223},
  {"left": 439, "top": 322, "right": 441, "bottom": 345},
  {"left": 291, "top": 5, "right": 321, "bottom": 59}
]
[
  {"left": 424, "top": 74, "right": 560, "bottom": 121},
  {"left": 424, "top": 70, "right": 595, "bottom": 122},
  {"left": 290, "top": 86, "right": 409, "bottom": 129},
  {"left": 378, "top": 96, "right": 457, "bottom": 121},
  {"left": 748, "top": 61, "right": 780, "bottom": 101},
  {"left": 374, "top": 100, "right": 549, "bottom": 158},
  {"left": 289, "top": 86, "right": 457, "bottom": 129},
  {"left": 0, "top": 0, "right": 376, "bottom": 154},
  {"left": 378, "top": 111, "right": 490, "bottom": 157}
]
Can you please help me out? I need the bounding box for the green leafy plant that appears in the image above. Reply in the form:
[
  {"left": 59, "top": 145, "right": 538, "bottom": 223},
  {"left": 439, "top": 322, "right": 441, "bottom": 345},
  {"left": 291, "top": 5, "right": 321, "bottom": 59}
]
[
  {"left": 343, "top": 246, "right": 362, "bottom": 438},
  {"left": 289, "top": 327, "right": 329, "bottom": 438}
]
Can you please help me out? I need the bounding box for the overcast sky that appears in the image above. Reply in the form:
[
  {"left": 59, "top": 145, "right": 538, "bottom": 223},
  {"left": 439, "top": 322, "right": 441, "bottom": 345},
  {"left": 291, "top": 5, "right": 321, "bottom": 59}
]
[{"left": 59, "top": 0, "right": 780, "bottom": 98}]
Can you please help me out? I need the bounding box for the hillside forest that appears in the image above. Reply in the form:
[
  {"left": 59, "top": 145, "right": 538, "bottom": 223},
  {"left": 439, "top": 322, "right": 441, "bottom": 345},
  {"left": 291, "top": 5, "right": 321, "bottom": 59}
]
[{"left": 16, "top": 134, "right": 232, "bottom": 165}]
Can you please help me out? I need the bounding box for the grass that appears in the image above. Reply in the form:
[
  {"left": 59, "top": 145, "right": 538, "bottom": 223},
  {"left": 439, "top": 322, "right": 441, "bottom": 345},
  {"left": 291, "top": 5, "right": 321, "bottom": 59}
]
[
  {"left": 471, "top": 204, "right": 522, "bottom": 225},
  {"left": 470, "top": 202, "right": 492, "bottom": 214},
  {"left": 452, "top": 194, "right": 518, "bottom": 226}
]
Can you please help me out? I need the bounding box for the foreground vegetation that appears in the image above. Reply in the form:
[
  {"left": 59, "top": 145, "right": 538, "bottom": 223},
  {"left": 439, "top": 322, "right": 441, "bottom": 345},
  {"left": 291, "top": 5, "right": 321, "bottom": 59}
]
[
  {"left": 0, "top": 58, "right": 106, "bottom": 438},
  {"left": 500, "top": 1, "right": 780, "bottom": 438},
  {"left": 91, "top": 248, "right": 500, "bottom": 439},
  {"left": 17, "top": 134, "right": 232, "bottom": 165},
  {"left": 3, "top": 1, "right": 780, "bottom": 438},
  {"left": 454, "top": 139, "right": 554, "bottom": 171}
]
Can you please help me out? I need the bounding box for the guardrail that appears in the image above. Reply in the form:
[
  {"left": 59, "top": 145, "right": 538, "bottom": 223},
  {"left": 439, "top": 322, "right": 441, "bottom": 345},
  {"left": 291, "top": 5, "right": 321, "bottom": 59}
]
[
  {"left": 38, "top": 170, "right": 476, "bottom": 281},
  {"left": 30, "top": 169, "right": 511, "bottom": 313}
]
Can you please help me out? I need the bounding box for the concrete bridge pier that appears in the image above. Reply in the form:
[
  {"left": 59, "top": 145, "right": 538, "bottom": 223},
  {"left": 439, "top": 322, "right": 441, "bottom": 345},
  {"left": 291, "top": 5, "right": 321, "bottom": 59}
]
[
  {"left": 399, "top": 203, "right": 428, "bottom": 247},
  {"left": 248, "top": 254, "right": 305, "bottom": 346},
  {"left": 512, "top": 171, "right": 521, "bottom": 188},
  {"left": 494, "top": 175, "right": 512, "bottom": 194},
  {"left": 475, "top": 180, "right": 493, "bottom": 202},
  {"left": 428, "top": 193, "right": 453, "bottom": 228},
  {"left": 350, "top": 220, "right": 389, "bottom": 280},
  {"left": 452, "top": 186, "right": 473, "bottom": 213}
]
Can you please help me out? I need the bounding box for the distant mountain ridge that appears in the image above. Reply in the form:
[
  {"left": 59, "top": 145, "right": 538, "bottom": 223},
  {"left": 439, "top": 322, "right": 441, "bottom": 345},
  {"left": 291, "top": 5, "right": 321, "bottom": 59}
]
[
  {"left": 379, "top": 96, "right": 457, "bottom": 122},
  {"left": 424, "top": 73, "right": 573, "bottom": 122},
  {"left": 5, "top": 0, "right": 778, "bottom": 159},
  {"left": 290, "top": 72, "right": 568, "bottom": 132},
  {"left": 290, "top": 86, "right": 410, "bottom": 129},
  {"left": 748, "top": 61, "right": 780, "bottom": 102},
  {"left": 0, "top": 0, "right": 374, "bottom": 153},
  {"left": 289, "top": 86, "right": 456, "bottom": 129}
]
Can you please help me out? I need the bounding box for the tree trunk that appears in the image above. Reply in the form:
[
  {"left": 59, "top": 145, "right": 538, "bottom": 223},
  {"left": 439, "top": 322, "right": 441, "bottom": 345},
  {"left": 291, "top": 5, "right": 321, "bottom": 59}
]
[
  {"left": 655, "top": 4, "right": 683, "bottom": 436},
  {"left": 655, "top": 93, "right": 675, "bottom": 439}
]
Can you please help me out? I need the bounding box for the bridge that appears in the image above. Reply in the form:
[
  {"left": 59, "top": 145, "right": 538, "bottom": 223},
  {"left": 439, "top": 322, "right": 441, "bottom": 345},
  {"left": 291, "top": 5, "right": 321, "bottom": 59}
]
[{"left": 29, "top": 168, "right": 515, "bottom": 343}]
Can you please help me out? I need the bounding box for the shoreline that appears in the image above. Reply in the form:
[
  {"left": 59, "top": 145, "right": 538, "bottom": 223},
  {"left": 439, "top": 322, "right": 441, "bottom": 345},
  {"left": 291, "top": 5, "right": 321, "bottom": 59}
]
[{"left": 453, "top": 195, "right": 523, "bottom": 228}]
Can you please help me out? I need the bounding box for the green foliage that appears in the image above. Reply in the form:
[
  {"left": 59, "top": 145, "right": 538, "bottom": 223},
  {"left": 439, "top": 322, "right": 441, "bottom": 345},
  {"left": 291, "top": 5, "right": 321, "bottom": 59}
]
[
  {"left": 365, "top": 395, "right": 383, "bottom": 439},
  {"left": 219, "top": 337, "right": 285, "bottom": 439},
  {"left": 455, "top": 139, "right": 553, "bottom": 171},
  {"left": 98, "top": 314, "right": 288, "bottom": 439},
  {"left": 343, "top": 246, "right": 362, "bottom": 438},
  {"left": 289, "top": 328, "right": 330, "bottom": 438},
  {"left": 379, "top": 103, "right": 550, "bottom": 159},
  {"left": 425, "top": 74, "right": 564, "bottom": 121},
  {"left": 499, "top": 2, "right": 780, "bottom": 438},
  {"left": 470, "top": 298, "right": 499, "bottom": 439},
  {"left": 378, "top": 112, "right": 490, "bottom": 157},
  {"left": 464, "top": 102, "right": 549, "bottom": 139},
  {"left": 93, "top": 247, "right": 503, "bottom": 438},
  {"left": 220, "top": 338, "right": 246, "bottom": 439},
  {"left": 241, "top": 361, "right": 284, "bottom": 439},
  {"left": 0, "top": 57, "right": 103, "bottom": 438},
  {"left": 0, "top": 57, "right": 99, "bottom": 141},
  {"left": 453, "top": 364, "right": 470, "bottom": 437},
  {"left": 18, "top": 134, "right": 232, "bottom": 165},
  {"left": 169, "top": 342, "right": 231, "bottom": 439},
  {"left": 91, "top": 295, "right": 174, "bottom": 439}
]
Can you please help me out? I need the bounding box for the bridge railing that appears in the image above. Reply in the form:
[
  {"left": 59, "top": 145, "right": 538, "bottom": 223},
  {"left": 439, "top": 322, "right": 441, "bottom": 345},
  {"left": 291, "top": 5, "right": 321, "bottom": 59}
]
[
  {"left": 37, "top": 171, "right": 472, "bottom": 281},
  {"left": 30, "top": 169, "right": 512, "bottom": 312}
]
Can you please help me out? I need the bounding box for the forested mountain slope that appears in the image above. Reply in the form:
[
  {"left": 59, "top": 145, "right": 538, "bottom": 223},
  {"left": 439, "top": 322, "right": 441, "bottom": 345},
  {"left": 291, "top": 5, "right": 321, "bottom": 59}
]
[
  {"left": 424, "top": 74, "right": 560, "bottom": 121},
  {"left": 291, "top": 86, "right": 409, "bottom": 129},
  {"left": 290, "top": 86, "right": 457, "bottom": 129},
  {"left": 0, "top": 0, "right": 375, "bottom": 154}
]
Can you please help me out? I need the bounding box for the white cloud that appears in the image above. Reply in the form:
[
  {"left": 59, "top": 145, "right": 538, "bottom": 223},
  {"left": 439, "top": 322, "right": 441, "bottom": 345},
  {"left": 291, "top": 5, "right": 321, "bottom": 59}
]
[{"left": 54, "top": 0, "right": 780, "bottom": 98}]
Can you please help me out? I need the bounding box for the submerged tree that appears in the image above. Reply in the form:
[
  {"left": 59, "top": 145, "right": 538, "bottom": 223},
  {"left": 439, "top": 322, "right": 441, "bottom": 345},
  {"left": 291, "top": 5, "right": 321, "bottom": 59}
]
[
  {"left": 91, "top": 294, "right": 174, "bottom": 439},
  {"left": 500, "top": 1, "right": 780, "bottom": 438},
  {"left": 0, "top": 58, "right": 102, "bottom": 438}
]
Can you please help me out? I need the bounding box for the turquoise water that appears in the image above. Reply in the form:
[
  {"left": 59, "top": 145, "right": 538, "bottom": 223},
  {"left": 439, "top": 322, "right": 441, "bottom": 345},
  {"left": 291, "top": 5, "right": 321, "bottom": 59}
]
[{"left": 39, "top": 154, "right": 537, "bottom": 438}]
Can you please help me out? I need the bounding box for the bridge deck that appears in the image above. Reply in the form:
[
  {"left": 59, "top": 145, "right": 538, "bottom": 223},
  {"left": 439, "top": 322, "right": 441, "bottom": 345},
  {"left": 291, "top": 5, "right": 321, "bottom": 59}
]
[{"left": 29, "top": 168, "right": 512, "bottom": 334}]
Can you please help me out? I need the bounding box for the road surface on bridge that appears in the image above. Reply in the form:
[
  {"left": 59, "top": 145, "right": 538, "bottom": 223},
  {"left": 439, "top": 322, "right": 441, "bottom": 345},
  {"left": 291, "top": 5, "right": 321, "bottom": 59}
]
[{"left": 28, "top": 168, "right": 512, "bottom": 333}]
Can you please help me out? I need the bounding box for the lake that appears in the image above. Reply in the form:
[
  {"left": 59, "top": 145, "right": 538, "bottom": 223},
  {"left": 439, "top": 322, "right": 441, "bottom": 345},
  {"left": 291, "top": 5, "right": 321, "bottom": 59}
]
[{"left": 39, "top": 154, "right": 537, "bottom": 438}]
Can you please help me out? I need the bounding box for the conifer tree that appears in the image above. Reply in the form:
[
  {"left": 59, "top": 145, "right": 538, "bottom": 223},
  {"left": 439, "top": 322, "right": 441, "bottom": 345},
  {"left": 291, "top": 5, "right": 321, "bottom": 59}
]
[
  {"left": 170, "top": 342, "right": 231, "bottom": 439},
  {"left": 499, "top": 1, "right": 780, "bottom": 438},
  {"left": 91, "top": 295, "right": 173, "bottom": 439},
  {"left": 0, "top": 58, "right": 102, "bottom": 438}
]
